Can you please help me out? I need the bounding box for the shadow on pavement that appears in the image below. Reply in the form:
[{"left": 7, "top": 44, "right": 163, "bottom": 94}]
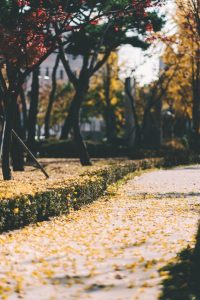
[
  {"left": 128, "top": 192, "right": 200, "bottom": 199},
  {"left": 180, "top": 166, "right": 200, "bottom": 171},
  {"left": 159, "top": 223, "right": 200, "bottom": 300}
]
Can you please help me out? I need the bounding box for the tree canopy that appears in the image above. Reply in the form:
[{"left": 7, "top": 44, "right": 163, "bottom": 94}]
[{"left": 0, "top": 0, "right": 166, "bottom": 179}]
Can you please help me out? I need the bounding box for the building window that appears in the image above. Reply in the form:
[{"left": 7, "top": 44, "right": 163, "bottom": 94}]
[
  {"left": 45, "top": 67, "right": 49, "bottom": 77},
  {"left": 60, "top": 69, "right": 64, "bottom": 80}
]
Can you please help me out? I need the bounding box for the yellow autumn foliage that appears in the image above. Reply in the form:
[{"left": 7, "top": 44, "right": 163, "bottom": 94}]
[
  {"left": 86, "top": 51, "right": 125, "bottom": 127},
  {"left": 161, "top": 0, "right": 199, "bottom": 118}
]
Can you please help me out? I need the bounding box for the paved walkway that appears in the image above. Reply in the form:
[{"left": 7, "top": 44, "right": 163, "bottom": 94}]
[{"left": 1, "top": 165, "right": 200, "bottom": 299}]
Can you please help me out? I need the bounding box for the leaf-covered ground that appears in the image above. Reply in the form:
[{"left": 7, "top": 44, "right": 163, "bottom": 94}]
[
  {"left": 0, "top": 158, "right": 122, "bottom": 199},
  {"left": 0, "top": 165, "right": 200, "bottom": 299}
]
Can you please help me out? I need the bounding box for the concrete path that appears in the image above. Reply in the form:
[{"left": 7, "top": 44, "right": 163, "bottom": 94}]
[{"left": 0, "top": 165, "right": 200, "bottom": 300}]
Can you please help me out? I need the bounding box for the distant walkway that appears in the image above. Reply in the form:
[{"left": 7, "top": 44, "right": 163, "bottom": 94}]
[{"left": 1, "top": 166, "right": 200, "bottom": 299}]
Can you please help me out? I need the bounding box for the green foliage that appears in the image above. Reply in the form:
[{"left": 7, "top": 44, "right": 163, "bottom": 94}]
[{"left": 66, "top": 7, "right": 165, "bottom": 57}]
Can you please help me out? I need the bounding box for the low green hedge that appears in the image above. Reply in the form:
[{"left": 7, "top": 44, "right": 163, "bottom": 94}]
[
  {"left": 38, "top": 140, "right": 128, "bottom": 158},
  {"left": 0, "top": 155, "right": 199, "bottom": 233},
  {"left": 38, "top": 139, "right": 193, "bottom": 159}
]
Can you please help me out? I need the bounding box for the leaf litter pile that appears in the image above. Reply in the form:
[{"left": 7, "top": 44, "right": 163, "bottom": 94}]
[
  {"left": 0, "top": 158, "right": 120, "bottom": 199},
  {"left": 0, "top": 166, "right": 200, "bottom": 299}
]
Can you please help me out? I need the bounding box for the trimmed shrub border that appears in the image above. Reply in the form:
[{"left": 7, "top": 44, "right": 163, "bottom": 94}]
[{"left": 0, "top": 155, "right": 199, "bottom": 233}]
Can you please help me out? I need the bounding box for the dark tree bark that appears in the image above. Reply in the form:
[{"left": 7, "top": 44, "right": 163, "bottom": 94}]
[
  {"left": 142, "top": 99, "right": 163, "bottom": 148},
  {"left": 154, "top": 97, "right": 163, "bottom": 145},
  {"left": 70, "top": 80, "right": 92, "bottom": 165},
  {"left": 125, "top": 77, "right": 140, "bottom": 148},
  {"left": 73, "top": 107, "right": 92, "bottom": 166},
  {"left": 2, "top": 90, "right": 13, "bottom": 180},
  {"left": 60, "top": 109, "right": 72, "bottom": 139},
  {"left": 11, "top": 100, "right": 25, "bottom": 171},
  {"left": 104, "top": 107, "right": 116, "bottom": 143},
  {"left": 57, "top": 37, "right": 113, "bottom": 165},
  {"left": 142, "top": 104, "right": 161, "bottom": 148},
  {"left": 1, "top": 64, "right": 23, "bottom": 179},
  {"left": 140, "top": 65, "right": 178, "bottom": 148},
  {"left": 103, "top": 63, "right": 116, "bottom": 143},
  {"left": 27, "top": 67, "right": 40, "bottom": 155},
  {"left": 20, "top": 87, "right": 28, "bottom": 139},
  {"left": 44, "top": 54, "right": 60, "bottom": 139},
  {"left": 60, "top": 68, "right": 92, "bottom": 165}
]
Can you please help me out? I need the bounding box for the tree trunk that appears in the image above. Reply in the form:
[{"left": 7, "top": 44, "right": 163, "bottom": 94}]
[
  {"left": 1, "top": 65, "right": 26, "bottom": 178},
  {"left": 72, "top": 84, "right": 92, "bottom": 165},
  {"left": 27, "top": 67, "right": 40, "bottom": 155},
  {"left": 141, "top": 94, "right": 163, "bottom": 149},
  {"left": 1, "top": 62, "right": 23, "bottom": 179},
  {"left": 59, "top": 50, "right": 92, "bottom": 164},
  {"left": 154, "top": 98, "right": 163, "bottom": 146},
  {"left": 44, "top": 54, "right": 60, "bottom": 139},
  {"left": 60, "top": 76, "right": 92, "bottom": 165},
  {"left": 104, "top": 63, "right": 116, "bottom": 143},
  {"left": 104, "top": 109, "right": 116, "bottom": 143},
  {"left": 1, "top": 90, "right": 22, "bottom": 178},
  {"left": 20, "top": 87, "right": 28, "bottom": 139},
  {"left": 73, "top": 90, "right": 92, "bottom": 166},
  {"left": 73, "top": 111, "right": 92, "bottom": 166},
  {"left": 60, "top": 100, "right": 75, "bottom": 139},
  {"left": 141, "top": 106, "right": 154, "bottom": 148},
  {"left": 125, "top": 77, "right": 140, "bottom": 149},
  {"left": 11, "top": 101, "right": 24, "bottom": 171},
  {"left": 2, "top": 90, "right": 13, "bottom": 180}
]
